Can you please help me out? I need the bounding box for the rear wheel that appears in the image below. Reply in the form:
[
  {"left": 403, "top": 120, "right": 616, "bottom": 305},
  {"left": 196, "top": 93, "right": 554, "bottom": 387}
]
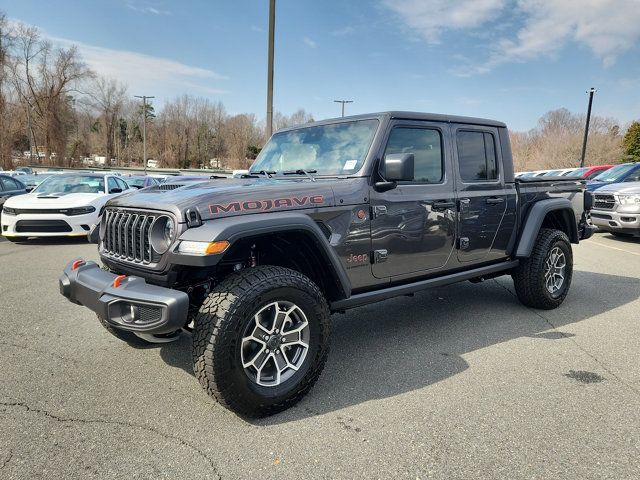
[
  {"left": 192, "top": 265, "right": 331, "bottom": 417},
  {"left": 512, "top": 228, "right": 573, "bottom": 310}
]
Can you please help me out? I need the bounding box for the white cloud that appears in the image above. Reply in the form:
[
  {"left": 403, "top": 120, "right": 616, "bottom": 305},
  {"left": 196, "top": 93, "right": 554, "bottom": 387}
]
[
  {"left": 383, "top": 0, "right": 640, "bottom": 72},
  {"left": 303, "top": 36, "right": 317, "bottom": 48},
  {"left": 50, "top": 36, "right": 228, "bottom": 96},
  {"left": 250, "top": 25, "right": 265, "bottom": 33},
  {"left": 126, "top": 4, "right": 172, "bottom": 15},
  {"left": 331, "top": 26, "right": 356, "bottom": 36},
  {"left": 382, "top": 0, "right": 507, "bottom": 44}
]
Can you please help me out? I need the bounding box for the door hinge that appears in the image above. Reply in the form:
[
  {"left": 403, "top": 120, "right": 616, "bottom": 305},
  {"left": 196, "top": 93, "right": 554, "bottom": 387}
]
[
  {"left": 372, "top": 205, "right": 387, "bottom": 218},
  {"left": 373, "top": 249, "right": 388, "bottom": 263}
]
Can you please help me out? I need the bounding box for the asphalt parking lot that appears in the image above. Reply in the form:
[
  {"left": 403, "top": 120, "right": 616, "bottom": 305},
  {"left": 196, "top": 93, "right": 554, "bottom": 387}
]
[{"left": 1, "top": 233, "right": 639, "bottom": 479}]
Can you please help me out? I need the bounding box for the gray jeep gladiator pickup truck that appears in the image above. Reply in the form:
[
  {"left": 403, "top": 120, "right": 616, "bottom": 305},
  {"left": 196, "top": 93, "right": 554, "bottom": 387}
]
[{"left": 59, "top": 112, "right": 595, "bottom": 417}]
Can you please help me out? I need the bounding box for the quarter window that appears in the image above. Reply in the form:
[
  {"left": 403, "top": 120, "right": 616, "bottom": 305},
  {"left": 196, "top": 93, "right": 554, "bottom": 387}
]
[
  {"left": 457, "top": 131, "right": 498, "bottom": 181},
  {"left": 384, "top": 127, "right": 443, "bottom": 183}
]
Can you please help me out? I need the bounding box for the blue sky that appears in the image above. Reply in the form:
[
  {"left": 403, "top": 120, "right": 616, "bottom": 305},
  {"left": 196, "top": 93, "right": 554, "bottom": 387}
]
[{"left": 2, "top": 0, "right": 640, "bottom": 131}]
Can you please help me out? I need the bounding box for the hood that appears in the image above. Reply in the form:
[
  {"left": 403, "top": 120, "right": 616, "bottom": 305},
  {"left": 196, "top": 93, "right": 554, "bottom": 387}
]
[
  {"left": 594, "top": 182, "right": 640, "bottom": 195},
  {"left": 105, "top": 177, "right": 368, "bottom": 222},
  {"left": 4, "top": 192, "right": 105, "bottom": 209}
]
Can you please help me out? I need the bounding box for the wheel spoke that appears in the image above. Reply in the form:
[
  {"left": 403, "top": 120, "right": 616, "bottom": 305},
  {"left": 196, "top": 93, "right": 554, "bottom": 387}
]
[
  {"left": 240, "top": 300, "right": 311, "bottom": 387},
  {"left": 242, "top": 345, "right": 269, "bottom": 369}
]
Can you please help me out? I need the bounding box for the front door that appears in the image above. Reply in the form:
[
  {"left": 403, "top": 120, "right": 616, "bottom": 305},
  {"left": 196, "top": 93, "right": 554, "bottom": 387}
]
[
  {"left": 370, "top": 121, "right": 456, "bottom": 278},
  {"left": 452, "top": 125, "right": 507, "bottom": 263}
]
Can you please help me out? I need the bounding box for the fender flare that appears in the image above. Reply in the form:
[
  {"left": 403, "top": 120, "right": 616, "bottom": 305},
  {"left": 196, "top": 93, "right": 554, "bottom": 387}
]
[
  {"left": 515, "top": 198, "right": 577, "bottom": 258},
  {"left": 170, "top": 211, "right": 352, "bottom": 298}
]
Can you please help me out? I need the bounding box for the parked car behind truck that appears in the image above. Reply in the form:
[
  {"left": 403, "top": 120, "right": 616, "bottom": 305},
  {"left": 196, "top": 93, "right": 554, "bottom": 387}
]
[
  {"left": 590, "top": 182, "right": 640, "bottom": 237},
  {"left": 59, "top": 111, "right": 595, "bottom": 417}
]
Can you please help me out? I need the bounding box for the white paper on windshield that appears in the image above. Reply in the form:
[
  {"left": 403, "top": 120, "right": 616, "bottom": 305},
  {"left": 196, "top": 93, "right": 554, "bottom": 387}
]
[{"left": 343, "top": 160, "right": 358, "bottom": 170}]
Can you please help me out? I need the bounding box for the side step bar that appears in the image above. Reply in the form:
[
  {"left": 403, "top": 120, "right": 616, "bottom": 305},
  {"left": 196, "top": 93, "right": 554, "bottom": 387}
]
[{"left": 330, "top": 260, "right": 519, "bottom": 311}]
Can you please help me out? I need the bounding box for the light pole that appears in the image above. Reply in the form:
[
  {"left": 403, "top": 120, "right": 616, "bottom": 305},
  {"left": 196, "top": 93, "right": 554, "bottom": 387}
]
[
  {"left": 580, "top": 87, "right": 596, "bottom": 168},
  {"left": 334, "top": 99, "right": 353, "bottom": 117},
  {"left": 266, "top": 0, "right": 276, "bottom": 138},
  {"left": 134, "top": 95, "right": 154, "bottom": 172}
]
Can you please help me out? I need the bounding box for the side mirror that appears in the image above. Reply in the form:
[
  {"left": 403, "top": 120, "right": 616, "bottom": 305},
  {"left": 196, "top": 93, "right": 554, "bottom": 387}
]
[
  {"left": 382, "top": 153, "right": 414, "bottom": 182},
  {"left": 109, "top": 188, "right": 122, "bottom": 194}
]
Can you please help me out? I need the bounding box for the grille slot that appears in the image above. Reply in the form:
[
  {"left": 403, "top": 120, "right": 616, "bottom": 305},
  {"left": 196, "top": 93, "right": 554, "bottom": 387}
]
[
  {"left": 102, "top": 209, "right": 158, "bottom": 264},
  {"left": 594, "top": 194, "right": 616, "bottom": 210}
]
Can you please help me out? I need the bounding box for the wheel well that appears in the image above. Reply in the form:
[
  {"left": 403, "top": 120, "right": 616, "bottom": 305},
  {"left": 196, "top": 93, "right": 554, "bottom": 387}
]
[
  {"left": 220, "top": 231, "right": 345, "bottom": 302},
  {"left": 541, "top": 209, "right": 578, "bottom": 243}
]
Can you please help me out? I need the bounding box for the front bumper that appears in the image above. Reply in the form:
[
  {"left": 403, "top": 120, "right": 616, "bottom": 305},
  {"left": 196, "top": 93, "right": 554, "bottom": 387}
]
[
  {"left": 591, "top": 209, "right": 640, "bottom": 235},
  {"left": 59, "top": 259, "right": 189, "bottom": 334},
  {"left": 2, "top": 212, "right": 97, "bottom": 237}
]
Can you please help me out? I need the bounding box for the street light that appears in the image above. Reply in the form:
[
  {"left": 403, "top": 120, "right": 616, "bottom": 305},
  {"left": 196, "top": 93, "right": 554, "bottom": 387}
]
[
  {"left": 579, "top": 88, "right": 596, "bottom": 168},
  {"left": 134, "top": 95, "right": 154, "bottom": 172},
  {"left": 266, "top": 0, "right": 276, "bottom": 138},
  {"left": 334, "top": 99, "right": 353, "bottom": 117}
]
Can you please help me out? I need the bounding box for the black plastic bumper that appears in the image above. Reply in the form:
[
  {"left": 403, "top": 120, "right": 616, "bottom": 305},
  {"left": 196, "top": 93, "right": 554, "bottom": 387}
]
[{"left": 59, "top": 259, "right": 189, "bottom": 334}]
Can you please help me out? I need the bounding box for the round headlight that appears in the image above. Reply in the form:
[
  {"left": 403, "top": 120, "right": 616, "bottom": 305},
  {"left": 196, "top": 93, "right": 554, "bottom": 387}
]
[{"left": 150, "top": 216, "right": 176, "bottom": 254}]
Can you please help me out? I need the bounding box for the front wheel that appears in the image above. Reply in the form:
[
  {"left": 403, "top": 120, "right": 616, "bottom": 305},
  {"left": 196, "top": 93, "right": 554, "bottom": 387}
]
[
  {"left": 512, "top": 228, "right": 573, "bottom": 310},
  {"left": 192, "top": 266, "right": 331, "bottom": 417}
]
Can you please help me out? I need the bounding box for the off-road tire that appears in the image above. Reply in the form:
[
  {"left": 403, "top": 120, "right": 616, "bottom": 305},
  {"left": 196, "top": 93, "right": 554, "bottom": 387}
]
[
  {"left": 512, "top": 228, "right": 573, "bottom": 310},
  {"left": 192, "top": 266, "right": 331, "bottom": 417}
]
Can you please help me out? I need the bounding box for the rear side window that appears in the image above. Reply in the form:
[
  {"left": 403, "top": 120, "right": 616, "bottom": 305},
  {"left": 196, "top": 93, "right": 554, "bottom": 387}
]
[
  {"left": 384, "top": 127, "right": 443, "bottom": 183},
  {"left": 1, "top": 176, "right": 20, "bottom": 191},
  {"left": 457, "top": 130, "right": 498, "bottom": 182}
]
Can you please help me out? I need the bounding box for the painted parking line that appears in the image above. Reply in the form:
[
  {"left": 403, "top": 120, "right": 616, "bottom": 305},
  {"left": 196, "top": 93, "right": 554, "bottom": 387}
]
[{"left": 590, "top": 240, "right": 640, "bottom": 256}]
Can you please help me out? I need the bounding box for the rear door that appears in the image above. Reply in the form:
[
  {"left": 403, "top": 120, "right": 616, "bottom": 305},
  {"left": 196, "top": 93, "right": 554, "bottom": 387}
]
[
  {"left": 452, "top": 126, "right": 508, "bottom": 263},
  {"left": 370, "top": 121, "right": 456, "bottom": 278}
]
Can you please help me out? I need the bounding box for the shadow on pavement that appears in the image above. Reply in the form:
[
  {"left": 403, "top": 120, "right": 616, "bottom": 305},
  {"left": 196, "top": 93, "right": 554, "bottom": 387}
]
[
  {"left": 0, "top": 236, "right": 89, "bottom": 246},
  {"left": 155, "top": 270, "right": 639, "bottom": 424}
]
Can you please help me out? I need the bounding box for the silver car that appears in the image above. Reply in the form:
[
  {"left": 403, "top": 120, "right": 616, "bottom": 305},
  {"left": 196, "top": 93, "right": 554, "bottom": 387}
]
[{"left": 590, "top": 182, "right": 640, "bottom": 237}]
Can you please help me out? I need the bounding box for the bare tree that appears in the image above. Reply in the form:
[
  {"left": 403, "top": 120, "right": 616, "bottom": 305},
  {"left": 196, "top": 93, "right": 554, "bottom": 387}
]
[
  {"left": 10, "top": 23, "right": 93, "bottom": 164},
  {"left": 87, "top": 76, "right": 127, "bottom": 164}
]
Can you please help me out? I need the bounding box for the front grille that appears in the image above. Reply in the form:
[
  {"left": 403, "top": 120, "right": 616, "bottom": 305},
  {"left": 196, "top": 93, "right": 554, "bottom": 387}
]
[
  {"left": 10, "top": 208, "right": 66, "bottom": 215},
  {"left": 15, "top": 220, "right": 72, "bottom": 233},
  {"left": 102, "top": 209, "right": 158, "bottom": 264},
  {"left": 594, "top": 194, "right": 616, "bottom": 210}
]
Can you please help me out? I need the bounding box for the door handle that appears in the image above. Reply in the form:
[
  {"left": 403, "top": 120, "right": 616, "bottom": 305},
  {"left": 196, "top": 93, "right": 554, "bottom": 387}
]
[
  {"left": 486, "top": 197, "right": 504, "bottom": 205},
  {"left": 432, "top": 200, "right": 455, "bottom": 210}
]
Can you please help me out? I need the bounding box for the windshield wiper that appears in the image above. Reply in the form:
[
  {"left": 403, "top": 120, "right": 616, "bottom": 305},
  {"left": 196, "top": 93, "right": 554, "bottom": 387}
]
[
  {"left": 281, "top": 169, "right": 317, "bottom": 182},
  {"left": 246, "top": 170, "right": 276, "bottom": 178}
]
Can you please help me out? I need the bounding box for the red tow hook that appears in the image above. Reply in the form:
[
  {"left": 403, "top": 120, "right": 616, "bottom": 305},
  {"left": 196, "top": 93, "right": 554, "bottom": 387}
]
[
  {"left": 113, "top": 275, "right": 127, "bottom": 288},
  {"left": 71, "top": 259, "right": 85, "bottom": 270}
]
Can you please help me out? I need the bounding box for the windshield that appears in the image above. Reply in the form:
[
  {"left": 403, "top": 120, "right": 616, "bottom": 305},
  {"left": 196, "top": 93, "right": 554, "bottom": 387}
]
[
  {"left": 570, "top": 167, "right": 588, "bottom": 177},
  {"left": 592, "top": 164, "right": 637, "bottom": 182},
  {"left": 33, "top": 175, "right": 105, "bottom": 194},
  {"left": 250, "top": 119, "right": 379, "bottom": 176},
  {"left": 127, "top": 177, "right": 146, "bottom": 187}
]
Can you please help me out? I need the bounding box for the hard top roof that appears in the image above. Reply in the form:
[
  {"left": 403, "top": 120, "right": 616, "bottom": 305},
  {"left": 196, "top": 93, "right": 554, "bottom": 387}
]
[{"left": 276, "top": 111, "right": 506, "bottom": 133}]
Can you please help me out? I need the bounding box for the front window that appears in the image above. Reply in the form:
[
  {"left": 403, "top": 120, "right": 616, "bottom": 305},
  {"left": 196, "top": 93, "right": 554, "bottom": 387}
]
[
  {"left": 33, "top": 175, "right": 105, "bottom": 194},
  {"left": 592, "top": 164, "right": 637, "bottom": 182},
  {"left": 250, "top": 119, "right": 379, "bottom": 176}
]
